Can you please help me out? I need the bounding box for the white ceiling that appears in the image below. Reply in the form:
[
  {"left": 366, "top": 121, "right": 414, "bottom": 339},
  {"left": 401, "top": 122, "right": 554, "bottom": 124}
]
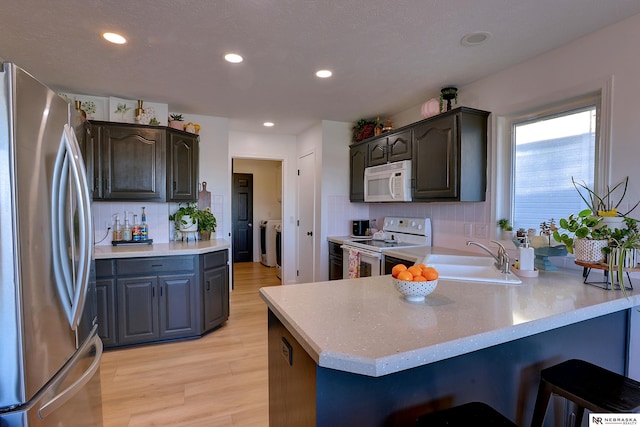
[{"left": 1, "top": 0, "right": 640, "bottom": 134}]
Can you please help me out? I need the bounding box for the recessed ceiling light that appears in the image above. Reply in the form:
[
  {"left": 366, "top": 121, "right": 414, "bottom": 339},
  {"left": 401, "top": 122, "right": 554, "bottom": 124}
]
[
  {"left": 460, "top": 31, "right": 491, "bottom": 46},
  {"left": 263, "top": 122, "right": 275, "bottom": 127},
  {"left": 224, "top": 53, "right": 243, "bottom": 63},
  {"left": 315, "top": 69, "right": 332, "bottom": 78},
  {"left": 103, "top": 32, "right": 127, "bottom": 45}
]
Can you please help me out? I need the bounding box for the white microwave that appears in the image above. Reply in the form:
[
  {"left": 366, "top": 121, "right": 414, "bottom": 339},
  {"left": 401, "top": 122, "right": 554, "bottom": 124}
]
[{"left": 364, "top": 160, "right": 412, "bottom": 202}]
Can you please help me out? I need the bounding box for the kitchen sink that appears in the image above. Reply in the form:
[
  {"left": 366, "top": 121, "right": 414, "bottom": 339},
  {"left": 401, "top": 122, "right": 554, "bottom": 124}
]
[{"left": 423, "top": 254, "right": 522, "bottom": 285}]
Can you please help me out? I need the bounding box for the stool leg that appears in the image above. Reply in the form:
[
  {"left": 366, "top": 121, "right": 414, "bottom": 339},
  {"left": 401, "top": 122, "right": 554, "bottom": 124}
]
[
  {"left": 574, "top": 406, "right": 585, "bottom": 427},
  {"left": 531, "top": 380, "right": 553, "bottom": 427}
]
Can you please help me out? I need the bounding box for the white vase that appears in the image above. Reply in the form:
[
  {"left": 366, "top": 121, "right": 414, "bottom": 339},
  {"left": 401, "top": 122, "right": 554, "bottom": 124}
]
[
  {"left": 599, "top": 216, "right": 625, "bottom": 230},
  {"left": 178, "top": 215, "right": 198, "bottom": 232},
  {"left": 573, "top": 238, "right": 608, "bottom": 263}
]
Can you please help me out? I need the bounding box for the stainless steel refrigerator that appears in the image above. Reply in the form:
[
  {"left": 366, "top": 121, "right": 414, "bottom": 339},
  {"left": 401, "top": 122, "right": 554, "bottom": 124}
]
[{"left": 0, "top": 62, "right": 103, "bottom": 425}]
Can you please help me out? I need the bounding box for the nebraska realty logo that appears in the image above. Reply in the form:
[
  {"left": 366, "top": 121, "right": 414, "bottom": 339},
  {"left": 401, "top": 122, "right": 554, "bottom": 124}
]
[{"left": 590, "top": 414, "right": 640, "bottom": 426}]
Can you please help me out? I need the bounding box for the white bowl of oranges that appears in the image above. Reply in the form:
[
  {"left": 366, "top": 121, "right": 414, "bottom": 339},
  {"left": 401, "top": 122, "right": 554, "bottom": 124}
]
[{"left": 391, "top": 263, "right": 439, "bottom": 302}]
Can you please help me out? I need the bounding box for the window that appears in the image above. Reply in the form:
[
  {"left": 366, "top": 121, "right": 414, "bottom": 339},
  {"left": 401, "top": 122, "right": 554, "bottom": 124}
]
[{"left": 502, "top": 91, "right": 608, "bottom": 233}]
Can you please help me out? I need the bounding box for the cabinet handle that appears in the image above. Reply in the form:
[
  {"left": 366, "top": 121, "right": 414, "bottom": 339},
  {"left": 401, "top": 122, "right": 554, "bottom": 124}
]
[
  {"left": 206, "top": 280, "right": 210, "bottom": 291},
  {"left": 160, "top": 286, "right": 163, "bottom": 297},
  {"left": 173, "top": 181, "right": 177, "bottom": 190},
  {"left": 152, "top": 288, "right": 155, "bottom": 297}
]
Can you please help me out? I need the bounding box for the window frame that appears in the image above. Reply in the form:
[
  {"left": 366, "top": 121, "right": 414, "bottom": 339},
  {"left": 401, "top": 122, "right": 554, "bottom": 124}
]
[{"left": 492, "top": 79, "right": 613, "bottom": 238}]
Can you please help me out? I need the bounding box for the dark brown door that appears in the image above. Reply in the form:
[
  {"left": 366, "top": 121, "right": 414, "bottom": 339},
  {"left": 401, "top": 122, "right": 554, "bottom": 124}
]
[{"left": 232, "top": 173, "right": 253, "bottom": 263}]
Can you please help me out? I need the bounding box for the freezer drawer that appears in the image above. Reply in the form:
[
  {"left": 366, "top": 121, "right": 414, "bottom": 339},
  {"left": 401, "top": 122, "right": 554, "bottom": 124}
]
[{"left": 0, "top": 328, "right": 104, "bottom": 426}]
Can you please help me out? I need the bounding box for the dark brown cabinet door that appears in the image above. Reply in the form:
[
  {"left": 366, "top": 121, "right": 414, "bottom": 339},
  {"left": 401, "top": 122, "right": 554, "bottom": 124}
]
[
  {"left": 412, "top": 114, "right": 458, "bottom": 199},
  {"left": 412, "top": 107, "right": 488, "bottom": 202},
  {"left": 203, "top": 265, "right": 229, "bottom": 331},
  {"left": 117, "top": 276, "right": 159, "bottom": 345},
  {"left": 95, "top": 277, "right": 116, "bottom": 347},
  {"left": 386, "top": 129, "right": 412, "bottom": 163},
  {"left": 158, "top": 273, "right": 198, "bottom": 338},
  {"left": 349, "top": 144, "right": 367, "bottom": 202},
  {"left": 82, "top": 123, "right": 103, "bottom": 199},
  {"left": 101, "top": 125, "right": 166, "bottom": 200},
  {"left": 167, "top": 130, "right": 199, "bottom": 201},
  {"left": 367, "top": 139, "right": 387, "bottom": 166}
]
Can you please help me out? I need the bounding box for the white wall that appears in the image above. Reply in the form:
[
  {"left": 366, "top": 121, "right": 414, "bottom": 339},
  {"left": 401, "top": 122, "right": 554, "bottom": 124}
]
[
  {"left": 229, "top": 130, "right": 297, "bottom": 284},
  {"left": 233, "top": 158, "right": 282, "bottom": 262},
  {"left": 383, "top": 13, "right": 640, "bottom": 258}
]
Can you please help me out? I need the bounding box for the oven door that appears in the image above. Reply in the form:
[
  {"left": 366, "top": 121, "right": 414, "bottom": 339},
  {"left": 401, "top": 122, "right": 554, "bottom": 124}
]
[{"left": 341, "top": 245, "right": 382, "bottom": 278}]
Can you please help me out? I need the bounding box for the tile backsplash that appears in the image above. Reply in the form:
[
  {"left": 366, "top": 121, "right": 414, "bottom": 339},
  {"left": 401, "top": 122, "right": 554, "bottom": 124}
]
[{"left": 92, "top": 201, "right": 171, "bottom": 245}]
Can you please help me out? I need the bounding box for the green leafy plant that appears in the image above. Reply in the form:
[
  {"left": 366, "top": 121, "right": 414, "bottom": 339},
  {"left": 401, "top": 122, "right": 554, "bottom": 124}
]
[
  {"left": 195, "top": 208, "right": 217, "bottom": 232},
  {"left": 497, "top": 218, "right": 513, "bottom": 231},
  {"left": 604, "top": 217, "right": 639, "bottom": 294},
  {"left": 169, "top": 202, "right": 198, "bottom": 230},
  {"left": 552, "top": 209, "right": 610, "bottom": 253},
  {"left": 169, "top": 113, "right": 184, "bottom": 121}
]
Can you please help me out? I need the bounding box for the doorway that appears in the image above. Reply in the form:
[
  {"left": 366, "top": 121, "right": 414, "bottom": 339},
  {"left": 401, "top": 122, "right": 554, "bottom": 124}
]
[{"left": 232, "top": 159, "right": 283, "bottom": 285}]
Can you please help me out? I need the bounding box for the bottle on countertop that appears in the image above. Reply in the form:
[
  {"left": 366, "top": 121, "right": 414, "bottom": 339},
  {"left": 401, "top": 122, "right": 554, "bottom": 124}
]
[
  {"left": 518, "top": 235, "right": 535, "bottom": 271},
  {"left": 132, "top": 214, "right": 141, "bottom": 241},
  {"left": 112, "top": 214, "right": 123, "bottom": 241},
  {"left": 122, "top": 211, "right": 132, "bottom": 241},
  {"left": 140, "top": 207, "right": 149, "bottom": 241}
]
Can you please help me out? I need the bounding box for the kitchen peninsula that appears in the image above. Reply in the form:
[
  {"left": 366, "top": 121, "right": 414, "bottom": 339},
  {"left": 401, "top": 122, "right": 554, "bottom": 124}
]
[
  {"left": 260, "top": 249, "right": 640, "bottom": 426},
  {"left": 94, "top": 239, "right": 230, "bottom": 348}
]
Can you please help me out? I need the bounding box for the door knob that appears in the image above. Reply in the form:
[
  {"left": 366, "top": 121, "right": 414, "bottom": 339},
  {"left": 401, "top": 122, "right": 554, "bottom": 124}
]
[{"left": 248, "top": 223, "right": 252, "bottom": 227}]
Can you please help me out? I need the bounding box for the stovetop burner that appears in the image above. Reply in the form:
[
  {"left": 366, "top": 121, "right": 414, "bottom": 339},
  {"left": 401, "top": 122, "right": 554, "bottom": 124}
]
[{"left": 342, "top": 217, "right": 432, "bottom": 252}]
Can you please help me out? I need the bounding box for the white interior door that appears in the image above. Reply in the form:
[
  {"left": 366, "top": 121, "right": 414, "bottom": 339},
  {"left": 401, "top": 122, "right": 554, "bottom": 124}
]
[{"left": 297, "top": 152, "right": 315, "bottom": 283}]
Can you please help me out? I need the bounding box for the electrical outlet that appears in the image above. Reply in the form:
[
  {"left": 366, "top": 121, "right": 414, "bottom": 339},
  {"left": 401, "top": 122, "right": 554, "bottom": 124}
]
[
  {"left": 464, "top": 223, "right": 473, "bottom": 237},
  {"left": 475, "top": 224, "right": 488, "bottom": 239}
]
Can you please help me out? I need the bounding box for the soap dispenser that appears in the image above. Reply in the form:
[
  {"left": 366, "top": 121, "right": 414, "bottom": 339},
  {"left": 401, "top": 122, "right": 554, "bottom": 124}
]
[{"left": 519, "top": 236, "right": 535, "bottom": 271}]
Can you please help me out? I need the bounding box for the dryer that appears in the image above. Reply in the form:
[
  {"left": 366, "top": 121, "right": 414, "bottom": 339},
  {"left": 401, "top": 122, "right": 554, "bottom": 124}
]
[{"left": 260, "top": 220, "right": 281, "bottom": 267}]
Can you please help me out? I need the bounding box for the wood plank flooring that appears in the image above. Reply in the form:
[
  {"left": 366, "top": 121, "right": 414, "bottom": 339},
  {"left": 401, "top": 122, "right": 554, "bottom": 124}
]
[{"left": 100, "top": 262, "right": 281, "bottom": 426}]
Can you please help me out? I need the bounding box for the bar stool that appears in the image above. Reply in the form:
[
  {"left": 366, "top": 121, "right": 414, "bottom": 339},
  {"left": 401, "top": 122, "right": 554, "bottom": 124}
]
[
  {"left": 531, "top": 359, "right": 640, "bottom": 427},
  {"left": 416, "top": 402, "right": 517, "bottom": 426}
]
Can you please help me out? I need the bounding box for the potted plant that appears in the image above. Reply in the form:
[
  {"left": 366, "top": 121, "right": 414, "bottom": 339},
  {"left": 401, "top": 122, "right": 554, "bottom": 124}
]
[
  {"left": 572, "top": 176, "right": 640, "bottom": 228},
  {"left": 497, "top": 218, "right": 513, "bottom": 240},
  {"left": 352, "top": 118, "right": 377, "bottom": 143},
  {"left": 553, "top": 209, "right": 610, "bottom": 263},
  {"left": 604, "top": 217, "right": 639, "bottom": 292},
  {"left": 169, "top": 113, "right": 184, "bottom": 130},
  {"left": 195, "top": 207, "right": 217, "bottom": 240},
  {"left": 169, "top": 202, "right": 198, "bottom": 232}
]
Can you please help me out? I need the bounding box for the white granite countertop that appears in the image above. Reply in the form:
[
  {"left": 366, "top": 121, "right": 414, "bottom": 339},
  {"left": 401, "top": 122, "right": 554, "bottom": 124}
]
[
  {"left": 260, "top": 252, "right": 639, "bottom": 377},
  {"left": 94, "top": 239, "right": 230, "bottom": 259}
]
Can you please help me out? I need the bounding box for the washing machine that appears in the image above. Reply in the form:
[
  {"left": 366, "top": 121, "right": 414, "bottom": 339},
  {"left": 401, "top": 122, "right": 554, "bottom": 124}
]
[
  {"left": 260, "top": 220, "right": 281, "bottom": 267},
  {"left": 275, "top": 223, "right": 282, "bottom": 279}
]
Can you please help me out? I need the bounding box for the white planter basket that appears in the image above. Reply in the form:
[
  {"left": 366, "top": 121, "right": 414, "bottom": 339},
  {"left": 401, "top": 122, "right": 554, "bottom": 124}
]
[{"left": 573, "top": 239, "right": 608, "bottom": 263}]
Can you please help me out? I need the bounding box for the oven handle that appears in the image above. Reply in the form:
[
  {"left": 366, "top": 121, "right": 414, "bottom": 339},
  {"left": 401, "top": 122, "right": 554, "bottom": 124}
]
[{"left": 341, "top": 245, "right": 382, "bottom": 259}]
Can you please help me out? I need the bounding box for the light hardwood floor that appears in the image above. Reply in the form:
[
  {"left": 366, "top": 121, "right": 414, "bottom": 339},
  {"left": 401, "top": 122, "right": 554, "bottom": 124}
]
[{"left": 100, "top": 262, "right": 281, "bottom": 426}]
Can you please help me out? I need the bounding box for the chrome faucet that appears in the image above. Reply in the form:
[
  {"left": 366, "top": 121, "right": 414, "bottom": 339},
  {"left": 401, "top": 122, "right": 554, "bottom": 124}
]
[{"left": 466, "top": 240, "right": 511, "bottom": 274}]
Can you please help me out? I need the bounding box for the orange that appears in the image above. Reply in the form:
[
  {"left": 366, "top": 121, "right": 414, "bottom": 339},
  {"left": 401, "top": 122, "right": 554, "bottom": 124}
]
[
  {"left": 415, "top": 263, "right": 427, "bottom": 270},
  {"left": 422, "top": 267, "right": 439, "bottom": 281},
  {"left": 391, "top": 264, "right": 407, "bottom": 278},
  {"left": 407, "top": 265, "right": 423, "bottom": 277},
  {"left": 412, "top": 275, "right": 427, "bottom": 282},
  {"left": 396, "top": 270, "right": 413, "bottom": 281}
]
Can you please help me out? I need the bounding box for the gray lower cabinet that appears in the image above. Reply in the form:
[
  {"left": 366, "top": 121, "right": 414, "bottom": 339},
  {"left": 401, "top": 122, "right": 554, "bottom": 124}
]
[
  {"left": 201, "top": 250, "right": 230, "bottom": 332},
  {"left": 95, "top": 277, "right": 117, "bottom": 347},
  {"left": 95, "top": 250, "right": 229, "bottom": 348}
]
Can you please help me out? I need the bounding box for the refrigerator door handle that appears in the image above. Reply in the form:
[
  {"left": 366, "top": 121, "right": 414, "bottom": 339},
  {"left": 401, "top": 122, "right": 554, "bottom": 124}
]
[
  {"left": 50, "top": 125, "right": 93, "bottom": 330},
  {"left": 37, "top": 330, "right": 103, "bottom": 420}
]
